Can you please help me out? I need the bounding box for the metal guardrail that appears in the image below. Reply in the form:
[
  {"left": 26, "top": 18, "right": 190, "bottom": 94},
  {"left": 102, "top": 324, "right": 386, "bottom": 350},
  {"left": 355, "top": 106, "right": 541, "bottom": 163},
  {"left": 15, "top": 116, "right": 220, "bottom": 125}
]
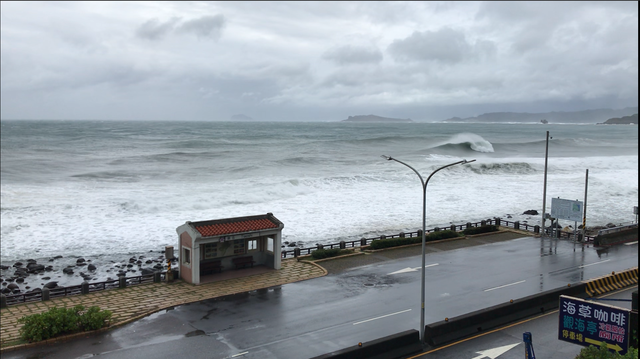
[
  {"left": 2, "top": 273, "right": 165, "bottom": 307},
  {"left": 281, "top": 217, "right": 596, "bottom": 258}
]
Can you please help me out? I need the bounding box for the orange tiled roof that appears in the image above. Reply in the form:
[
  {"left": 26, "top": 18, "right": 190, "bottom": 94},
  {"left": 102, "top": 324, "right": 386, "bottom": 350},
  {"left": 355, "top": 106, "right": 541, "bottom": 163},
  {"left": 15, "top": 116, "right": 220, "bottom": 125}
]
[{"left": 194, "top": 218, "right": 279, "bottom": 237}]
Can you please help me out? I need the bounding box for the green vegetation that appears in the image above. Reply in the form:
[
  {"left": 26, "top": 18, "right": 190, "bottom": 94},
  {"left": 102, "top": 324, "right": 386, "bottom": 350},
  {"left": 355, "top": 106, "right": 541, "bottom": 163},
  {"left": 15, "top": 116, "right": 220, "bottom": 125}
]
[
  {"left": 574, "top": 341, "right": 638, "bottom": 358},
  {"left": 369, "top": 230, "right": 462, "bottom": 250},
  {"left": 18, "top": 305, "right": 112, "bottom": 342},
  {"left": 310, "top": 248, "right": 353, "bottom": 260},
  {"left": 462, "top": 225, "right": 499, "bottom": 236}
]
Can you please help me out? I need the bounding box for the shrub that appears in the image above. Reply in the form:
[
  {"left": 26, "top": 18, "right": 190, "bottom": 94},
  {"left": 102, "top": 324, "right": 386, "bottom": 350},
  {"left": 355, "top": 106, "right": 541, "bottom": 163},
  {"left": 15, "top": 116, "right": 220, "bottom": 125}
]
[
  {"left": 463, "top": 225, "right": 498, "bottom": 236},
  {"left": 369, "top": 231, "right": 462, "bottom": 250},
  {"left": 427, "top": 230, "right": 462, "bottom": 242},
  {"left": 310, "top": 248, "right": 352, "bottom": 260},
  {"left": 574, "top": 341, "right": 638, "bottom": 358},
  {"left": 18, "top": 305, "right": 112, "bottom": 342}
]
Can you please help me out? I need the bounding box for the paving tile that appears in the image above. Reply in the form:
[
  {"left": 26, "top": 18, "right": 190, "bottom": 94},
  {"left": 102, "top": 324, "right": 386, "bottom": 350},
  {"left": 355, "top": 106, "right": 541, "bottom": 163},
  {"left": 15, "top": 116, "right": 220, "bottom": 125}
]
[{"left": 1, "top": 261, "right": 325, "bottom": 349}]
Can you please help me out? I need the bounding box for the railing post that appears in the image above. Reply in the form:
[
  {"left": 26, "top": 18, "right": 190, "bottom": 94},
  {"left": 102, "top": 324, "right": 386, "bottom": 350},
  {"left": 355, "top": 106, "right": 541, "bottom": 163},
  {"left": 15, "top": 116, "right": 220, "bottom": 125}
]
[
  {"left": 534, "top": 225, "right": 540, "bottom": 234},
  {"left": 434, "top": 227, "right": 440, "bottom": 232},
  {"left": 119, "top": 276, "right": 127, "bottom": 289},
  {"left": 450, "top": 224, "right": 456, "bottom": 232},
  {"left": 481, "top": 220, "right": 486, "bottom": 227},
  {"left": 81, "top": 281, "right": 89, "bottom": 295},
  {"left": 0, "top": 294, "right": 6, "bottom": 309},
  {"left": 360, "top": 238, "right": 367, "bottom": 246},
  {"left": 317, "top": 244, "right": 324, "bottom": 251},
  {"left": 466, "top": 222, "right": 472, "bottom": 229},
  {"left": 514, "top": 221, "right": 520, "bottom": 230},
  {"left": 495, "top": 218, "right": 501, "bottom": 226},
  {"left": 339, "top": 241, "right": 346, "bottom": 249},
  {"left": 42, "top": 287, "right": 50, "bottom": 301},
  {"left": 294, "top": 247, "right": 301, "bottom": 258},
  {"left": 416, "top": 230, "right": 422, "bottom": 238},
  {"left": 154, "top": 271, "right": 161, "bottom": 283},
  {"left": 380, "top": 235, "right": 386, "bottom": 240}
]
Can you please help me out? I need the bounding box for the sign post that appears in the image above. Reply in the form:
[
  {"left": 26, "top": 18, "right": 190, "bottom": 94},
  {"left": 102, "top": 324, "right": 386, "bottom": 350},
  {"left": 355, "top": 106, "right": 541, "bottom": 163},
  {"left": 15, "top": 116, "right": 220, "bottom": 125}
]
[{"left": 559, "top": 295, "right": 631, "bottom": 355}]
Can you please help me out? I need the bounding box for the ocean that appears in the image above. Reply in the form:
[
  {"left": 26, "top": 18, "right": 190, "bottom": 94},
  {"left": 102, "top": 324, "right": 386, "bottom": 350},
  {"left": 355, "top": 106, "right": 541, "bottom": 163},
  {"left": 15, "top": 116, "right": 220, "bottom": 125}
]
[{"left": 1, "top": 120, "right": 638, "bottom": 271}]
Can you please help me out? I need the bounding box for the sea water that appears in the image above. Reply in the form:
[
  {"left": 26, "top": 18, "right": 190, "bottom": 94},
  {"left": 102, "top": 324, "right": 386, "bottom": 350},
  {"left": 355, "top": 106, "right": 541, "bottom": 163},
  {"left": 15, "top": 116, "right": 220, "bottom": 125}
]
[{"left": 1, "top": 120, "right": 638, "bottom": 266}]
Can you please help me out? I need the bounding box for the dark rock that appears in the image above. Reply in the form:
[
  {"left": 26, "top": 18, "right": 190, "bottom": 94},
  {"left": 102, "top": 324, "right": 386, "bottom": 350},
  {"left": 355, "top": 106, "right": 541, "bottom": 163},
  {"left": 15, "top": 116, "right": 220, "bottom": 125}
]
[
  {"left": 53, "top": 255, "right": 63, "bottom": 259},
  {"left": 87, "top": 264, "right": 96, "bottom": 271},
  {"left": 43, "top": 281, "right": 58, "bottom": 289},
  {"left": 28, "top": 288, "right": 42, "bottom": 293},
  {"left": 287, "top": 243, "right": 297, "bottom": 247},
  {"left": 12, "top": 289, "right": 21, "bottom": 294},
  {"left": 7, "top": 283, "right": 19, "bottom": 290},
  {"left": 42, "top": 277, "right": 51, "bottom": 280},
  {"left": 76, "top": 262, "right": 87, "bottom": 266},
  {"left": 522, "top": 210, "right": 539, "bottom": 215},
  {"left": 1, "top": 265, "right": 9, "bottom": 270},
  {"left": 27, "top": 264, "right": 45, "bottom": 273},
  {"left": 1, "top": 288, "right": 11, "bottom": 294},
  {"left": 15, "top": 277, "right": 25, "bottom": 283},
  {"left": 45, "top": 266, "right": 53, "bottom": 271},
  {"left": 145, "top": 260, "right": 152, "bottom": 264},
  {"left": 62, "top": 267, "right": 74, "bottom": 275},
  {"left": 13, "top": 262, "right": 23, "bottom": 267},
  {"left": 76, "top": 258, "right": 86, "bottom": 264},
  {"left": 127, "top": 264, "right": 133, "bottom": 268},
  {"left": 140, "top": 268, "right": 155, "bottom": 275},
  {"left": 27, "top": 259, "right": 36, "bottom": 263},
  {"left": 14, "top": 268, "right": 28, "bottom": 277}
]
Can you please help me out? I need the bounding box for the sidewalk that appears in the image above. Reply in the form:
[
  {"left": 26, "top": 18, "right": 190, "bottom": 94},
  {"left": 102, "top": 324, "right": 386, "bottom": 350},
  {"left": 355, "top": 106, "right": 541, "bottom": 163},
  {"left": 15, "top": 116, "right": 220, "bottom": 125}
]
[{"left": 0, "top": 259, "right": 327, "bottom": 351}]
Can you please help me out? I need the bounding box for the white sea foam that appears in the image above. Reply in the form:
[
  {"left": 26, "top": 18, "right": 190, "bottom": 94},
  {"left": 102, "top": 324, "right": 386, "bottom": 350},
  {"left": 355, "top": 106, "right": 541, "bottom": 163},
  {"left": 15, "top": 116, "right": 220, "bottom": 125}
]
[{"left": 1, "top": 121, "right": 637, "bottom": 265}]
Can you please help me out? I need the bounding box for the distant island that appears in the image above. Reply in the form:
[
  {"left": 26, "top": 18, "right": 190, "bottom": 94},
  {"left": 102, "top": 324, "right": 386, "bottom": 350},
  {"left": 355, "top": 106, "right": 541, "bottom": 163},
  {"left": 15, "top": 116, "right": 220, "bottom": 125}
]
[
  {"left": 444, "top": 107, "right": 638, "bottom": 124},
  {"left": 598, "top": 114, "right": 638, "bottom": 125},
  {"left": 230, "top": 114, "right": 254, "bottom": 121},
  {"left": 342, "top": 115, "right": 413, "bottom": 123}
]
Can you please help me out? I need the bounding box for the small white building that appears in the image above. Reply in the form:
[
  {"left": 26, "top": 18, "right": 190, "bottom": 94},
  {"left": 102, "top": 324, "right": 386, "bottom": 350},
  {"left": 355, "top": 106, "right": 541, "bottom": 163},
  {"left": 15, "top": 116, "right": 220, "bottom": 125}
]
[{"left": 176, "top": 213, "right": 284, "bottom": 285}]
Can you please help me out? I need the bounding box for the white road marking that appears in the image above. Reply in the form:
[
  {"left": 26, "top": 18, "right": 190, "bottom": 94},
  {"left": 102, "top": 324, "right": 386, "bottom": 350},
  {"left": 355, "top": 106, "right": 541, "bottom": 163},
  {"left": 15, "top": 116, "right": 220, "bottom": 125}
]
[
  {"left": 579, "top": 259, "right": 611, "bottom": 268},
  {"left": 471, "top": 342, "right": 520, "bottom": 359},
  {"left": 231, "top": 352, "right": 249, "bottom": 357},
  {"left": 624, "top": 241, "right": 638, "bottom": 245},
  {"left": 353, "top": 309, "right": 412, "bottom": 325},
  {"left": 484, "top": 280, "right": 526, "bottom": 292},
  {"left": 388, "top": 263, "right": 439, "bottom": 275}
]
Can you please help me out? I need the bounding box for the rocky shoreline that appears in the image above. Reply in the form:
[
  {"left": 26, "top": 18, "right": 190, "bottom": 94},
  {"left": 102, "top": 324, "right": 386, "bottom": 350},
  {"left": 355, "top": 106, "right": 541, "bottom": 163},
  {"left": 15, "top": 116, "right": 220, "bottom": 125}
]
[{"left": 1, "top": 251, "right": 176, "bottom": 297}]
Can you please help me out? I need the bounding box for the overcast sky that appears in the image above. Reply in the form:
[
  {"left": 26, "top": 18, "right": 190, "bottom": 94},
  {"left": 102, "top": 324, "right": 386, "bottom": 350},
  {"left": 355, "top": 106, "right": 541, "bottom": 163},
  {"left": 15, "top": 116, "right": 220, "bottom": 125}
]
[{"left": 1, "top": 1, "right": 637, "bottom": 122}]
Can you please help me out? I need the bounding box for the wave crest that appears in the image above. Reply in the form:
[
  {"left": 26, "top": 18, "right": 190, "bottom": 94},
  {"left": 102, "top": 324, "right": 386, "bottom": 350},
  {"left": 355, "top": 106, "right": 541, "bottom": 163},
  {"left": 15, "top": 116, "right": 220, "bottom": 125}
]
[{"left": 430, "top": 133, "right": 495, "bottom": 153}]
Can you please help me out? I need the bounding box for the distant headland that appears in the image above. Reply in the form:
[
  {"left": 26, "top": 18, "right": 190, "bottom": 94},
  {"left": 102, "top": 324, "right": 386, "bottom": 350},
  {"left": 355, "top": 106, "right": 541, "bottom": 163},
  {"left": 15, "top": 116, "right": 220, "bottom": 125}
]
[
  {"left": 342, "top": 115, "right": 413, "bottom": 123},
  {"left": 598, "top": 113, "right": 638, "bottom": 125},
  {"left": 444, "top": 107, "right": 638, "bottom": 124}
]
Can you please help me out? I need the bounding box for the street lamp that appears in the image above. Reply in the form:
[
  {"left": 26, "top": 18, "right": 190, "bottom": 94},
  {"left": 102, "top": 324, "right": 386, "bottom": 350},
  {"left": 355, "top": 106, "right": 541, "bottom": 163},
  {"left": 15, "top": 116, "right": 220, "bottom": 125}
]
[{"left": 381, "top": 155, "right": 476, "bottom": 344}]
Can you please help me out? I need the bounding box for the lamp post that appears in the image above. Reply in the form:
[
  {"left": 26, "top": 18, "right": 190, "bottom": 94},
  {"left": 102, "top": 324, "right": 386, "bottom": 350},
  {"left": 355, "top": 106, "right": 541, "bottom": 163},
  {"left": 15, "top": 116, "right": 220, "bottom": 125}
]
[{"left": 381, "top": 155, "right": 475, "bottom": 344}]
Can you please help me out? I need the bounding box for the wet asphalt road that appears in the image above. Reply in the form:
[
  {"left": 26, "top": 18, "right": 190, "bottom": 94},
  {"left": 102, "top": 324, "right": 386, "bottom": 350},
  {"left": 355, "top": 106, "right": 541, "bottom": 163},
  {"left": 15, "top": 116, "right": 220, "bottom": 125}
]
[{"left": 4, "top": 235, "right": 638, "bottom": 359}]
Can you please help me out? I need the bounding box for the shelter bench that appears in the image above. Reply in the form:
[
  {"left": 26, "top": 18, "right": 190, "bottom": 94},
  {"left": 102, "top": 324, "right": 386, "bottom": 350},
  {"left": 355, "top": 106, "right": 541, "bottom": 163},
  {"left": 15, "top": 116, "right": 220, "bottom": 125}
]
[
  {"left": 232, "top": 256, "right": 256, "bottom": 269},
  {"left": 201, "top": 260, "right": 223, "bottom": 275}
]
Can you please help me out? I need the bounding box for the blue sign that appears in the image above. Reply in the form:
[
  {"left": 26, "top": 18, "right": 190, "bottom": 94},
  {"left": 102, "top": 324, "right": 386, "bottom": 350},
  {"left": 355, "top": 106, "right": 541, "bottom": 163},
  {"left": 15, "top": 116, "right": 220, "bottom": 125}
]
[{"left": 559, "top": 295, "right": 630, "bottom": 355}]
